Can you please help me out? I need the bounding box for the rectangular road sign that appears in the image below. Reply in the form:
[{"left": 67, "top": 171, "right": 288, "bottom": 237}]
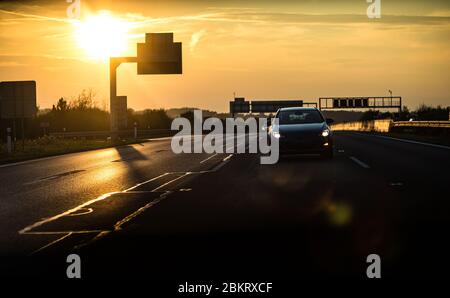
[
  {"left": 137, "top": 33, "right": 182, "bottom": 75},
  {"left": 0, "top": 81, "right": 36, "bottom": 119},
  {"left": 111, "top": 96, "right": 128, "bottom": 130},
  {"left": 230, "top": 97, "right": 250, "bottom": 114},
  {"left": 230, "top": 100, "right": 250, "bottom": 114},
  {"left": 333, "top": 99, "right": 339, "bottom": 108},
  {"left": 251, "top": 100, "right": 303, "bottom": 113},
  {"left": 319, "top": 96, "right": 400, "bottom": 111},
  {"left": 339, "top": 99, "right": 347, "bottom": 107},
  {"left": 362, "top": 98, "right": 369, "bottom": 107}
]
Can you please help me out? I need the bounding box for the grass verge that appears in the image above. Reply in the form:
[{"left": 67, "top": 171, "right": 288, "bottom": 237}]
[{"left": 0, "top": 136, "right": 154, "bottom": 165}]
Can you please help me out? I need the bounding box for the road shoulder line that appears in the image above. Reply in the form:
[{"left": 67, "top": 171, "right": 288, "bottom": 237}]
[{"left": 348, "top": 132, "right": 450, "bottom": 150}]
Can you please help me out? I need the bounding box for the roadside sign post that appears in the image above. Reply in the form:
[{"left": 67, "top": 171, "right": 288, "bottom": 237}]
[
  {"left": 0, "top": 81, "right": 37, "bottom": 150},
  {"left": 6, "top": 127, "right": 12, "bottom": 154},
  {"left": 134, "top": 122, "right": 137, "bottom": 139},
  {"left": 110, "top": 57, "right": 137, "bottom": 138},
  {"left": 109, "top": 33, "right": 182, "bottom": 140},
  {"left": 21, "top": 117, "right": 24, "bottom": 150},
  {"left": 40, "top": 122, "right": 50, "bottom": 136}
]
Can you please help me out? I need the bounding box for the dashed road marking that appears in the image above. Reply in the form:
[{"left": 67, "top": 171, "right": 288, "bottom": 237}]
[
  {"left": 200, "top": 153, "right": 219, "bottom": 164},
  {"left": 212, "top": 154, "right": 234, "bottom": 171},
  {"left": 349, "top": 156, "right": 370, "bottom": 169}
]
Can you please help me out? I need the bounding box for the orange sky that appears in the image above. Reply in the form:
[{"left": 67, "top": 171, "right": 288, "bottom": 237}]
[{"left": 0, "top": 0, "right": 449, "bottom": 112}]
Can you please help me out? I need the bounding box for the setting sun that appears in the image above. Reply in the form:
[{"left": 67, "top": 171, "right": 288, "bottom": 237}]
[{"left": 73, "top": 11, "right": 131, "bottom": 60}]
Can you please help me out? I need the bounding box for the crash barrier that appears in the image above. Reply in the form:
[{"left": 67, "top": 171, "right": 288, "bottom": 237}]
[
  {"left": 49, "top": 129, "right": 174, "bottom": 139},
  {"left": 331, "top": 119, "right": 392, "bottom": 133},
  {"left": 392, "top": 121, "right": 450, "bottom": 128},
  {"left": 331, "top": 120, "right": 450, "bottom": 135}
]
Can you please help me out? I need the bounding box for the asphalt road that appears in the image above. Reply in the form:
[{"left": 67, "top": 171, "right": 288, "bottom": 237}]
[
  {"left": 0, "top": 136, "right": 234, "bottom": 255},
  {"left": 1, "top": 132, "right": 450, "bottom": 281}
]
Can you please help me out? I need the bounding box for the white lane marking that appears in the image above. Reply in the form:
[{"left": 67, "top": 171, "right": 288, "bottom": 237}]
[
  {"left": 349, "top": 132, "right": 450, "bottom": 150},
  {"left": 211, "top": 154, "right": 233, "bottom": 171},
  {"left": 151, "top": 173, "right": 190, "bottom": 192},
  {"left": 124, "top": 172, "right": 170, "bottom": 192},
  {"left": 19, "top": 151, "right": 235, "bottom": 253},
  {"left": 20, "top": 172, "right": 181, "bottom": 253},
  {"left": 145, "top": 136, "right": 173, "bottom": 141},
  {"left": 30, "top": 232, "right": 73, "bottom": 255},
  {"left": 66, "top": 207, "right": 93, "bottom": 216},
  {"left": 73, "top": 230, "right": 111, "bottom": 250},
  {"left": 24, "top": 230, "right": 106, "bottom": 235},
  {"left": 18, "top": 191, "right": 119, "bottom": 235},
  {"left": 200, "top": 153, "right": 218, "bottom": 164},
  {"left": 113, "top": 191, "right": 171, "bottom": 231},
  {"left": 19, "top": 171, "right": 197, "bottom": 234},
  {"left": 223, "top": 133, "right": 247, "bottom": 152},
  {"left": 349, "top": 156, "right": 370, "bottom": 169},
  {"left": 223, "top": 154, "right": 233, "bottom": 161}
]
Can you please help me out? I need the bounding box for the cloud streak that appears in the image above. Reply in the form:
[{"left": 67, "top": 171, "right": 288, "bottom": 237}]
[
  {"left": 190, "top": 29, "right": 206, "bottom": 52},
  {"left": 0, "top": 9, "right": 71, "bottom": 23}
]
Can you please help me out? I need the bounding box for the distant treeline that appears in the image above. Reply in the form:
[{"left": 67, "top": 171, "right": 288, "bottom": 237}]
[
  {"left": 360, "top": 105, "right": 449, "bottom": 121},
  {"left": 0, "top": 89, "right": 448, "bottom": 141},
  {"left": 127, "top": 108, "right": 172, "bottom": 129},
  {"left": 0, "top": 89, "right": 174, "bottom": 140},
  {"left": 42, "top": 89, "right": 109, "bottom": 132}
]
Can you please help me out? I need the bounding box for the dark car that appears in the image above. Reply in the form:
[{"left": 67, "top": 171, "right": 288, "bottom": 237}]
[{"left": 268, "top": 107, "right": 334, "bottom": 158}]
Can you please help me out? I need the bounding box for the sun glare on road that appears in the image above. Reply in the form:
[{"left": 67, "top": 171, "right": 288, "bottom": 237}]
[{"left": 74, "top": 11, "right": 131, "bottom": 60}]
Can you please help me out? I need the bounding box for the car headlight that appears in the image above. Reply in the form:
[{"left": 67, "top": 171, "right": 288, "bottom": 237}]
[
  {"left": 273, "top": 131, "right": 281, "bottom": 139},
  {"left": 321, "top": 129, "right": 330, "bottom": 137}
]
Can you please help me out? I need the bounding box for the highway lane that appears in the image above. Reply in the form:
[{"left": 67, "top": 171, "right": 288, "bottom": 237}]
[
  {"left": 2, "top": 132, "right": 450, "bottom": 280},
  {"left": 72, "top": 132, "right": 450, "bottom": 280},
  {"left": 0, "top": 137, "right": 238, "bottom": 255}
]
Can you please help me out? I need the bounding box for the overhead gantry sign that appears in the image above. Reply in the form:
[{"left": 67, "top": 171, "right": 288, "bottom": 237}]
[
  {"left": 229, "top": 97, "right": 318, "bottom": 116},
  {"left": 110, "top": 33, "right": 182, "bottom": 137},
  {"left": 319, "top": 96, "right": 402, "bottom": 113}
]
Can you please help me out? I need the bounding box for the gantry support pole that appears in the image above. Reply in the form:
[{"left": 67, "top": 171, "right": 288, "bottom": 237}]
[{"left": 109, "top": 56, "right": 138, "bottom": 140}]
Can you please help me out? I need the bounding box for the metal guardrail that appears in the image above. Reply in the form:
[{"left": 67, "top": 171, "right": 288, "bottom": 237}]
[
  {"left": 330, "top": 119, "right": 392, "bottom": 132},
  {"left": 331, "top": 120, "right": 450, "bottom": 132},
  {"left": 49, "top": 129, "right": 173, "bottom": 138},
  {"left": 40, "top": 121, "right": 450, "bottom": 138},
  {"left": 392, "top": 121, "right": 450, "bottom": 128}
]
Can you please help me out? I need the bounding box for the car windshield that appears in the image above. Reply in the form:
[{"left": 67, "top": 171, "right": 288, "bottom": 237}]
[{"left": 277, "top": 109, "right": 324, "bottom": 124}]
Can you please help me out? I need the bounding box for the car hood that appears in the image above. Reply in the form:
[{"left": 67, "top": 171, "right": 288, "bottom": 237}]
[{"left": 278, "top": 123, "right": 326, "bottom": 134}]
